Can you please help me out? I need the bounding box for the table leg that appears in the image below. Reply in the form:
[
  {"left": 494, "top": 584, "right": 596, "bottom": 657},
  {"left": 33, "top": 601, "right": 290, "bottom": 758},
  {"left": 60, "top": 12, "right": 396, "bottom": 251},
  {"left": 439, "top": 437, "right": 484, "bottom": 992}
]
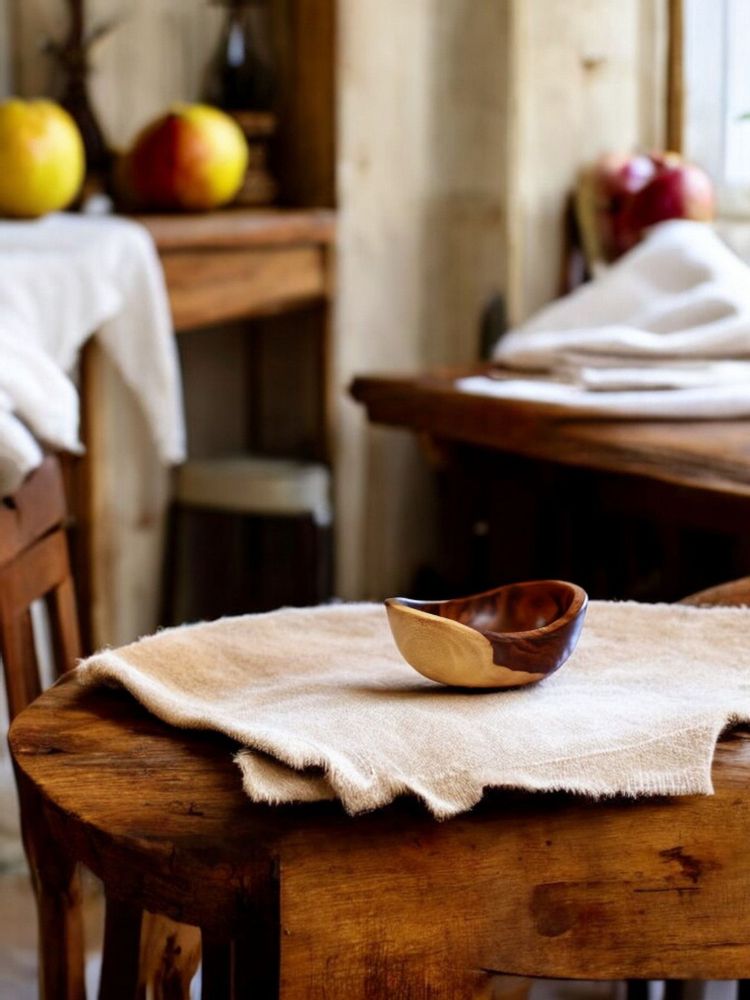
[
  {"left": 15, "top": 772, "right": 85, "bottom": 1000},
  {"left": 78, "top": 339, "right": 171, "bottom": 649},
  {"left": 200, "top": 934, "right": 232, "bottom": 1000},
  {"left": 32, "top": 851, "right": 86, "bottom": 1000},
  {"left": 98, "top": 896, "right": 142, "bottom": 1000}
]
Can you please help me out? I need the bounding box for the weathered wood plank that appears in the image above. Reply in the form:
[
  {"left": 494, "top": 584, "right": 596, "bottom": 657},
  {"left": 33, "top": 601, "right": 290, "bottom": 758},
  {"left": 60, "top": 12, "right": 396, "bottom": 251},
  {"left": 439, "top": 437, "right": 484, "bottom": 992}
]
[
  {"left": 506, "top": 0, "right": 667, "bottom": 321},
  {"left": 278, "top": 761, "right": 750, "bottom": 990},
  {"left": 335, "top": 0, "right": 512, "bottom": 599}
]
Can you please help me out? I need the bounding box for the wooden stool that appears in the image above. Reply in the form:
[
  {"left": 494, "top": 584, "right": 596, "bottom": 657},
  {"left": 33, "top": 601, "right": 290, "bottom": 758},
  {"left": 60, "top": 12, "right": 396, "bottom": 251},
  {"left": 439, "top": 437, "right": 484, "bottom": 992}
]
[
  {"left": 168, "top": 455, "right": 332, "bottom": 621},
  {"left": 10, "top": 576, "right": 750, "bottom": 997}
]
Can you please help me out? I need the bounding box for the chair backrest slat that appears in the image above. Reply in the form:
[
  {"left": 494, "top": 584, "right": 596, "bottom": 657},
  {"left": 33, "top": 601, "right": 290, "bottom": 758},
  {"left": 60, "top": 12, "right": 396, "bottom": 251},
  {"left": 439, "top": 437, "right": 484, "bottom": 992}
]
[
  {"left": 46, "top": 575, "right": 82, "bottom": 680},
  {"left": 0, "top": 458, "right": 67, "bottom": 565},
  {"left": 0, "top": 609, "right": 41, "bottom": 720},
  {"left": 0, "top": 457, "right": 80, "bottom": 720},
  {"left": 0, "top": 531, "right": 71, "bottom": 621}
]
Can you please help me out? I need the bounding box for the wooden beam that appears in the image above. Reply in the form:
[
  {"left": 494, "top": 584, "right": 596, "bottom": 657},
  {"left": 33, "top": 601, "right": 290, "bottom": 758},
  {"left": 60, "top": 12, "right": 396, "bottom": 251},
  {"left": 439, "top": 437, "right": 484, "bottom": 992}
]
[
  {"left": 274, "top": 0, "right": 336, "bottom": 207},
  {"left": 666, "top": 0, "right": 685, "bottom": 153}
]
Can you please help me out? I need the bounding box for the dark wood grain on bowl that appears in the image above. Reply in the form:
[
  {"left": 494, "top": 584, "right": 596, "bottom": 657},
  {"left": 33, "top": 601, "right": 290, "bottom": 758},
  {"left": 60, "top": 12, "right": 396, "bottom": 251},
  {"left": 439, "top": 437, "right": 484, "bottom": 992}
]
[
  {"left": 401, "top": 581, "right": 576, "bottom": 634},
  {"left": 387, "top": 580, "right": 588, "bottom": 688}
]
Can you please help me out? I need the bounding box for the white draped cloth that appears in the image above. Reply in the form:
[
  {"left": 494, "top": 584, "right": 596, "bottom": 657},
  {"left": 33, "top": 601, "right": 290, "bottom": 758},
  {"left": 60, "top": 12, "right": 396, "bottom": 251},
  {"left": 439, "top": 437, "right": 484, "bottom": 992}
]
[
  {"left": 0, "top": 212, "right": 186, "bottom": 864},
  {"left": 458, "top": 220, "right": 750, "bottom": 418},
  {"left": 0, "top": 212, "right": 185, "bottom": 495}
]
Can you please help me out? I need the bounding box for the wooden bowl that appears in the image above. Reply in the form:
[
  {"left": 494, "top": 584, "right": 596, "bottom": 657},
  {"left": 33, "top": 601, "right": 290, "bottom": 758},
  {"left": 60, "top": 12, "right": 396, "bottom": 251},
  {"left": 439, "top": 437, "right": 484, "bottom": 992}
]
[{"left": 385, "top": 580, "right": 588, "bottom": 688}]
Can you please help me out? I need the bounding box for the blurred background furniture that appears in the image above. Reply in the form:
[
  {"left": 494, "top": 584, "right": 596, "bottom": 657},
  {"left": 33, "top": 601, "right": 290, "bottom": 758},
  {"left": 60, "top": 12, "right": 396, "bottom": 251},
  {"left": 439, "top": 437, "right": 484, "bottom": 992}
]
[
  {"left": 11, "top": 574, "right": 750, "bottom": 997},
  {"left": 77, "top": 209, "right": 336, "bottom": 648},
  {"left": 352, "top": 369, "right": 750, "bottom": 602},
  {"left": 169, "top": 454, "right": 332, "bottom": 621},
  {"left": 140, "top": 209, "right": 335, "bottom": 626},
  {"left": 7, "top": 0, "right": 680, "bottom": 612},
  {"left": 57, "top": 0, "right": 338, "bottom": 650}
]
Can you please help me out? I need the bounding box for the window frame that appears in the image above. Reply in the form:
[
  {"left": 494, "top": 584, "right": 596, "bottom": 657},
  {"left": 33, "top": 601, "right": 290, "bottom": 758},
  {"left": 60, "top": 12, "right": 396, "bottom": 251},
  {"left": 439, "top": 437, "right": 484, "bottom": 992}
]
[{"left": 685, "top": 0, "right": 750, "bottom": 217}]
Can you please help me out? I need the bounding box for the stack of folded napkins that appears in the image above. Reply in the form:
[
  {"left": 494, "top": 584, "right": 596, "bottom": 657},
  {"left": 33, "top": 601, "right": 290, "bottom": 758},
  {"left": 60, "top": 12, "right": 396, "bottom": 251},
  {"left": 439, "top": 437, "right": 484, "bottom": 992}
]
[{"left": 458, "top": 220, "right": 750, "bottom": 419}]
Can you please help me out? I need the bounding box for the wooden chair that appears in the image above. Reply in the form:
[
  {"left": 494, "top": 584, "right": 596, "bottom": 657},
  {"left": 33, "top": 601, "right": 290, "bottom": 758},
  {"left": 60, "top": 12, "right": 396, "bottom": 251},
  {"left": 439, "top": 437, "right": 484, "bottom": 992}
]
[
  {"left": 0, "top": 456, "right": 86, "bottom": 998},
  {"left": 9, "top": 569, "right": 750, "bottom": 997},
  {"left": 0, "top": 456, "right": 199, "bottom": 1000}
]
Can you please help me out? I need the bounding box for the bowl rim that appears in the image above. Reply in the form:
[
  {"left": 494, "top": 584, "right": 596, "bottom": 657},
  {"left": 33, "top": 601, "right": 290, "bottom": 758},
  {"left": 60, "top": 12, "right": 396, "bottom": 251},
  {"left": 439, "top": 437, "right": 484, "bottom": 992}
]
[{"left": 384, "top": 579, "right": 588, "bottom": 642}]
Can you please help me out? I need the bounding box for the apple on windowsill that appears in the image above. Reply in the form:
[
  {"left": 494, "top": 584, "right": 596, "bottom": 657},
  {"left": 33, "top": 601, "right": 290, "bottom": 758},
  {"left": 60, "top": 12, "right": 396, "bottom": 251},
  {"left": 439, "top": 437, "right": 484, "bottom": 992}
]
[{"left": 575, "top": 150, "right": 715, "bottom": 270}]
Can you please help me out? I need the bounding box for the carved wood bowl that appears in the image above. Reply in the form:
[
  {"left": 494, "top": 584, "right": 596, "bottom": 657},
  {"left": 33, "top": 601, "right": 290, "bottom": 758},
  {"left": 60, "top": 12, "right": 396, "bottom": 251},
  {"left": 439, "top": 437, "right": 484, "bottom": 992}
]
[{"left": 385, "top": 580, "right": 588, "bottom": 689}]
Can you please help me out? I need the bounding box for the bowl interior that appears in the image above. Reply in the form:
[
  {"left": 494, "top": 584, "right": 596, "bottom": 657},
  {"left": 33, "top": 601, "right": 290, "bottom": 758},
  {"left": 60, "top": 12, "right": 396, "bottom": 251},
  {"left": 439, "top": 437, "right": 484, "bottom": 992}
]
[{"left": 394, "top": 580, "right": 580, "bottom": 637}]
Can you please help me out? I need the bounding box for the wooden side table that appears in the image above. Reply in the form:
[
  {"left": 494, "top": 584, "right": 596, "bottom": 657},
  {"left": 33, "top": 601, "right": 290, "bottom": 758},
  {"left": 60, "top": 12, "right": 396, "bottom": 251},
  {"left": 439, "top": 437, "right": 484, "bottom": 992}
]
[
  {"left": 10, "top": 577, "right": 750, "bottom": 996},
  {"left": 351, "top": 367, "right": 750, "bottom": 600},
  {"left": 75, "top": 208, "right": 336, "bottom": 650}
]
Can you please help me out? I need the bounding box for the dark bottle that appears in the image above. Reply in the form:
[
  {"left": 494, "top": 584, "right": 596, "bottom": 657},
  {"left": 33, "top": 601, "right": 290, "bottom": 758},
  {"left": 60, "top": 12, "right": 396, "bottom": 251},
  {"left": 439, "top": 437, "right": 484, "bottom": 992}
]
[
  {"left": 46, "top": 0, "right": 115, "bottom": 179},
  {"left": 204, "top": 0, "right": 276, "bottom": 112}
]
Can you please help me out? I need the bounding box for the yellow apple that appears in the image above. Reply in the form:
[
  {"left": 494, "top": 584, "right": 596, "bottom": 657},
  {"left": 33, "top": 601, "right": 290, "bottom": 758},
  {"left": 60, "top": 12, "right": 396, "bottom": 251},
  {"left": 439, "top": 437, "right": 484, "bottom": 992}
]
[
  {"left": 0, "top": 99, "right": 85, "bottom": 218},
  {"left": 122, "top": 104, "right": 249, "bottom": 211}
]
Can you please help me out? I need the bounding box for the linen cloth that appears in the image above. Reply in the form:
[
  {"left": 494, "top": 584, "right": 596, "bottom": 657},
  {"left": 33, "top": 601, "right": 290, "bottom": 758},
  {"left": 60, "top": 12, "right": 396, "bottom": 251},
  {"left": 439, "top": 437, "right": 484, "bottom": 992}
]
[
  {"left": 0, "top": 213, "right": 185, "bottom": 496},
  {"left": 458, "top": 220, "right": 750, "bottom": 418},
  {"left": 77, "top": 600, "right": 750, "bottom": 819}
]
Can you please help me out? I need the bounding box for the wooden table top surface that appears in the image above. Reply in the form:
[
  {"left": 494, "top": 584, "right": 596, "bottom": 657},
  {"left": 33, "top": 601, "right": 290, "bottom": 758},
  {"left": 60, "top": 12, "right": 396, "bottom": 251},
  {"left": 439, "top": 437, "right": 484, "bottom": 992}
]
[
  {"left": 12, "top": 670, "right": 750, "bottom": 980},
  {"left": 351, "top": 366, "right": 750, "bottom": 499}
]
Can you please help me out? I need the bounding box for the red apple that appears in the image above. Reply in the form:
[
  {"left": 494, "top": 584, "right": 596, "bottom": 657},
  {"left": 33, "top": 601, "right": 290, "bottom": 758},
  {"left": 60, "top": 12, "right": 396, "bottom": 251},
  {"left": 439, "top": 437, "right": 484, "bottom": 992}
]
[
  {"left": 596, "top": 151, "right": 657, "bottom": 198},
  {"left": 118, "top": 104, "right": 249, "bottom": 212},
  {"left": 618, "top": 158, "right": 714, "bottom": 252},
  {"left": 577, "top": 151, "right": 715, "bottom": 262},
  {"left": 577, "top": 152, "right": 657, "bottom": 261}
]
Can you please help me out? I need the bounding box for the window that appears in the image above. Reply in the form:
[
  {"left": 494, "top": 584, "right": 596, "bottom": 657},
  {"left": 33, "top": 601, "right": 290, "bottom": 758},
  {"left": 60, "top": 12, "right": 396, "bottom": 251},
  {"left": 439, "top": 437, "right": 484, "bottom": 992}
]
[{"left": 685, "top": 0, "right": 750, "bottom": 215}]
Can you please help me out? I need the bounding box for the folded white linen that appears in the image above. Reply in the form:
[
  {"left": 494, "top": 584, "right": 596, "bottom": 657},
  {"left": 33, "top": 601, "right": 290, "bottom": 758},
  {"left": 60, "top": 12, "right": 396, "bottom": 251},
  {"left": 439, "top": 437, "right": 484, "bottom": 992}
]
[
  {"left": 77, "top": 600, "right": 750, "bottom": 819},
  {"left": 569, "top": 358, "right": 750, "bottom": 392},
  {"left": 0, "top": 213, "right": 185, "bottom": 495},
  {"left": 456, "top": 220, "right": 750, "bottom": 418},
  {"left": 457, "top": 373, "right": 750, "bottom": 419}
]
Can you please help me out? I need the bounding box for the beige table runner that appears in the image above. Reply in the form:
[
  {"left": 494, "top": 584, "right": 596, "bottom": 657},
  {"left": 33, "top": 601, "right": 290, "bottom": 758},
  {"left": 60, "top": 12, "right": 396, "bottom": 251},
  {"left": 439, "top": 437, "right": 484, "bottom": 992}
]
[{"left": 77, "top": 601, "right": 750, "bottom": 818}]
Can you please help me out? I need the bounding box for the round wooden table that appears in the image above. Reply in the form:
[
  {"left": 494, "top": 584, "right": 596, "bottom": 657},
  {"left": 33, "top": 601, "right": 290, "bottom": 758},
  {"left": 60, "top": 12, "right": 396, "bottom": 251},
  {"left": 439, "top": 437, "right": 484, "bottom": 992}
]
[{"left": 11, "top": 618, "right": 750, "bottom": 999}]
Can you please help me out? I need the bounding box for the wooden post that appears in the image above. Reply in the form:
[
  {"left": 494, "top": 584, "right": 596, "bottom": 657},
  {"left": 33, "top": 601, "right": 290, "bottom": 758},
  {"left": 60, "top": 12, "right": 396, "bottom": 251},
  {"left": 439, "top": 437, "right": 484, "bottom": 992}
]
[
  {"left": 274, "top": 0, "right": 336, "bottom": 207},
  {"left": 666, "top": 0, "right": 684, "bottom": 154},
  {"left": 76, "top": 338, "right": 171, "bottom": 650}
]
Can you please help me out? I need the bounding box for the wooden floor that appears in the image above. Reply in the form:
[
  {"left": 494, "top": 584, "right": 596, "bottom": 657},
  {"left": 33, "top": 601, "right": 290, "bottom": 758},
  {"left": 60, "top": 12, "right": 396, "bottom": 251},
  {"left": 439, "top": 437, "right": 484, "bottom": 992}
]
[{"left": 0, "top": 865, "right": 737, "bottom": 999}]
